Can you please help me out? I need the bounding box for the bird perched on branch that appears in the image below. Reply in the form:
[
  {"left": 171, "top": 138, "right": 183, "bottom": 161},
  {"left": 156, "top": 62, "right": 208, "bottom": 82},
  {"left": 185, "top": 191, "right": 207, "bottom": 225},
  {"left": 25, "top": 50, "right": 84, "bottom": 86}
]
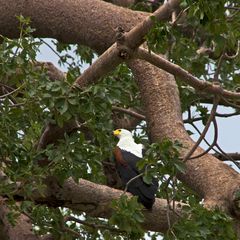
[{"left": 113, "top": 129, "right": 158, "bottom": 209}]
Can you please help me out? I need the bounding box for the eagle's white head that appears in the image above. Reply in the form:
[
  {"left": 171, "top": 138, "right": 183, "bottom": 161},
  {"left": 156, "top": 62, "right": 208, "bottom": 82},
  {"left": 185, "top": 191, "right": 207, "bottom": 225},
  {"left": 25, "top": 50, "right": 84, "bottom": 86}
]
[
  {"left": 113, "top": 129, "right": 133, "bottom": 139},
  {"left": 113, "top": 129, "right": 143, "bottom": 158}
]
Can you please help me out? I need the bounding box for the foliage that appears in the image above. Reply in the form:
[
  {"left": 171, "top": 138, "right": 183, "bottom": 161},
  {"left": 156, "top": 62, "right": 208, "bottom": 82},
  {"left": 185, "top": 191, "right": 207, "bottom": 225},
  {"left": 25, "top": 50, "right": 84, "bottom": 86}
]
[
  {"left": 165, "top": 205, "right": 237, "bottom": 240},
  {"left": 0, "top": 16, "right": 144, "bottom": 239},
  {"left": 0, "top": 0, "right": 239, "bottom": 238},
  {"left": 146, "top": 0, "right": 240, "bottom": 117},
  {"left": 110, "top": 195, "right": 145, "bottom": 239},
  {"left": 138, "top": 139, "right": 185, "bottom": 184}
]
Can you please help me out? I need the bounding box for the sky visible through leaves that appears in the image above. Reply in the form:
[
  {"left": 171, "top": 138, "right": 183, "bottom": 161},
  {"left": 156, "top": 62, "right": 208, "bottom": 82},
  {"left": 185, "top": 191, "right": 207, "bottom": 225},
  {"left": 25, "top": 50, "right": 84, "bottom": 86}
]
[
  {"left": 37, "top": 39, "right": 240, "bottom": 155},
  {"left": 36, "top": 39, "right": 240, "bottom": 240}
]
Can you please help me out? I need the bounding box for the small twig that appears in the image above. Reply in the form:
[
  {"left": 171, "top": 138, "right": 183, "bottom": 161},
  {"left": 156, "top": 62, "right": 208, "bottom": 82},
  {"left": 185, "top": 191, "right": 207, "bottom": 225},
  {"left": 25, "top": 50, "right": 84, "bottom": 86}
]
[
  {"left": 39, "top": 39, "right": 73, "bottom": 68},
  {"left": 183, "top": 104, "right": 228, "bottom": 124},
  {"left": 188, "top": 118, "right": 218, "bottom": 160},
  {"left": 215, "top": 143, "right": 240, "bottom": 169},
  {"left": 112, "top": 105, "right": 237, "bottom": 124},
  {"left": 8, "top": 102, "right": 26, "bottom": 108},
  {"left": 213, "top": 52, "right": 225, "bottom": 83},
  {"left": 215, "top": 111, "right": 240, "bottom": 118},
  {"left": 112, "top": 106, "right": 145, "bottom": 120},
  {"left": 164, "top": 176, "right": 179, "bottom": 238},
  {"left": 1, "top": 86, "right": 18, "bottom": 105},
  {"left": 164, "top": 176, "right": 172, "bottom": 229},
  {"left": 191, "top": 122, "right": 240, "bottom": 169},
  {"left": 190, "top": 122, "right": 227, "bottom": 157},
  {"left": 123, "top": 173, "right": 143, "bottom": 194},
  {"left": 190, "top": 122, "right": 216, "bottom": 148},
  {"left": 225, "top": 6, "right": 240, "bottom": 11},
  {"left": 171, "top": 7, "right": 190, "bottom": 26},
  {"left": 0, "top": 82, "right": 15, "bottom": 91},
  {"left": 63, "top": 226, "right": 80, "bottom": 238},
  {"left": 183, "top": 96, "right": 220, "bottom": 161},
  {"left": 64, "top": 216, "right": 123, "bottom": 233},
  {"left": 221, "top": 97, "right": 240, "bottom": 109},
  {"left": 171, "top": 176, "right": 177, "bottom": 214},
  {"left": 213, "top": 152, "right": 240, "bottom": 161},
  {"left": 171, "top": 11, "right": 177, "bottom": 23},
  {"left": 0, "top": 84, "right": 24, "bottom": 99}
]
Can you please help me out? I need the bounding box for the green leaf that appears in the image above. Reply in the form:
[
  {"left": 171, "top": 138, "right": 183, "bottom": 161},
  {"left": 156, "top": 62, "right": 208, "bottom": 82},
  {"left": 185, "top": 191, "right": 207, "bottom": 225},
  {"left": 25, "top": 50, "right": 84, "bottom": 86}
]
[{"left": 59, "top": 100, "right": 68, "bottom": 115}]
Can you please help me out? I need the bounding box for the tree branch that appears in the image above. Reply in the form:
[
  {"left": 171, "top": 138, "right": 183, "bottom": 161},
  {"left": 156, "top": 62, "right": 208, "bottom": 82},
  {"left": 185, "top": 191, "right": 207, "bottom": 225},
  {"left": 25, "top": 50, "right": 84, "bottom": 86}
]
[
  {"left": 30, "top": 177, "right": 184, "bottom": 233},
  {"left": 188, "top": 118, "right": 218, "bottom": 160},
  {"left": 214, "top": 152, "right": 240, "bottom": 161},
  {"left": 74, "top": 0, "right": 179, "bottom": 88},
  {"left": 183, "top": 96, "right": 219, "bottom": 161},
  {"left": 112, "top": 106, "right": 146, "bottom": 120},
  {"left": 135, "top": 47, "right": 240, "bottom": 99},
  {"left": 64, "top": 216, "right": 123, "bottom": 233}
]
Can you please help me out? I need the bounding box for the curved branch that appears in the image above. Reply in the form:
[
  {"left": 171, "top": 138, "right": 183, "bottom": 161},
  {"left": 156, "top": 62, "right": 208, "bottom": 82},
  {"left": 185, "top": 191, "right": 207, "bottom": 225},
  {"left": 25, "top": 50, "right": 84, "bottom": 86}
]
[
  {"left": 188, "top": 118, "right": 218, "bottom": 160},
  {"left": 0, "top": 84, "right": 24, "bottom": 99},
  {"left": 183, "top": 96, "right": 219, "bottom": 161}
]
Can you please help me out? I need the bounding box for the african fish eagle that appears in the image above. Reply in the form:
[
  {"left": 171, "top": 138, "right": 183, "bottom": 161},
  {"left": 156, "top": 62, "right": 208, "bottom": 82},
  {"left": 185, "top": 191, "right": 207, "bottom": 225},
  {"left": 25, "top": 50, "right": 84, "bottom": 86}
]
[{"left": 113, "top": 129, "right": 158, "bottom": 209}]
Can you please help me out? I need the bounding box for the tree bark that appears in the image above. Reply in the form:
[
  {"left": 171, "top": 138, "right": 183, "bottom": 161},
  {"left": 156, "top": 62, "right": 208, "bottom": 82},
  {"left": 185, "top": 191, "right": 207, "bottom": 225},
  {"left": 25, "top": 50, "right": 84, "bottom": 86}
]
[
  {"left": 0, "top": 198, "right": 40, "bottom": 240},
  {"left": 32, "top": 177, "right": 183, "bottom": 233},
  {"left": 0, "top": 0, "right": 148, "bottom": 54}
]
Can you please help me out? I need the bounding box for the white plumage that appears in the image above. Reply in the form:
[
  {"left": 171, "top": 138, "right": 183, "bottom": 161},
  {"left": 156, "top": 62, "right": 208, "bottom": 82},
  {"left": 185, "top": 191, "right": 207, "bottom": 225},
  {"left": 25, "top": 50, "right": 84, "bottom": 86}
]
[{"left": 114, "top": 129, "right": 143, "bottom": 158}]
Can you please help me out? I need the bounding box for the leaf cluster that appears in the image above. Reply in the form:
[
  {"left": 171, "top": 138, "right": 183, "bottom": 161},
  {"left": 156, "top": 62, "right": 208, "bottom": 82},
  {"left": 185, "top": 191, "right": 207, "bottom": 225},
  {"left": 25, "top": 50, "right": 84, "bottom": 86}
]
[
  {"left": 109, "top": 195, "right": 145, "bottom": 239},
  {"left": 138, "top": 139, "right": 185, "bottom": 184},
  {"left": 165, "top": 205, "right": 237, "bottom": 239}
]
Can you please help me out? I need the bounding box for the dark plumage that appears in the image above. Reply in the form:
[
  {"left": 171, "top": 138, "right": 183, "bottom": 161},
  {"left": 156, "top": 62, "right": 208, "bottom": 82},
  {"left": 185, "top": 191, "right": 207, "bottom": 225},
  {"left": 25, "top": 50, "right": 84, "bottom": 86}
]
[{"left": 113, "top": 129, "right": 158, "bottom": 209}]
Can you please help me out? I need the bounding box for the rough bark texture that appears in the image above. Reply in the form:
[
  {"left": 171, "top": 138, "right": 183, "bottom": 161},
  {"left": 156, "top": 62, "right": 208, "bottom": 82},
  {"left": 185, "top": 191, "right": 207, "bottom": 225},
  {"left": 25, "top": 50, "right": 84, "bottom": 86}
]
[
  {"left": 0, "top": 199, "right": 40, "bottom": 240},
  {"left": 129, "top": 59, "right": 240, "bottom": 211},
  {"left": 0, "top": 0, "right": 148, "bottom": 54},
  {"left": 33, "top": 177, "right": 183, "bottom": 233},
  {"left": 105, "top": 0, "right": 135, "bottom": 7},
  {"left": 0, "top": 0, "right": 240, "bottom": 236}
]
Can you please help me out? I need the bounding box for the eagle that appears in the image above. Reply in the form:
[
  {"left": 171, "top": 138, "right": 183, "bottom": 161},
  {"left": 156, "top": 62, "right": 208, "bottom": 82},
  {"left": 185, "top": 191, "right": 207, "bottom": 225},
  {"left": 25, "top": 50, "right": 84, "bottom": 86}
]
[{"left": 113, "top": 129, "right": 158, "bottom": 209}]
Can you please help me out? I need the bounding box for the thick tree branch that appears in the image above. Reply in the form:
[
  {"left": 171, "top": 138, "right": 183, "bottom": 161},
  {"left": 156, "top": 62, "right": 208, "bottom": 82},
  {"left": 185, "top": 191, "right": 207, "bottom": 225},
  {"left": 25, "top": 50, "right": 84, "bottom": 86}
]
[
  {"left": 135, "top": 47, "right": 240, "bottom": 99},
  {"left": 74, "top": 0, "right": 179, "bottom": 88},
  {"left": 0, "top": 0, "right": 149, "bottom": 53},
  {"left": 129, "top": 59, "right": 240, "bottom": 215},
  {"left": 31, "top": 177, "right": 184, "bottom": 233}
]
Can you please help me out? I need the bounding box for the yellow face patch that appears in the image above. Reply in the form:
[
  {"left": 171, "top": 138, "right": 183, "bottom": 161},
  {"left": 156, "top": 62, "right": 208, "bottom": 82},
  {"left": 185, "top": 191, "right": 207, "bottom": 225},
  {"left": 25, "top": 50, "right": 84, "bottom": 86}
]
[{"left": 113, "top": 129, "right": 121, "bottom": 136}]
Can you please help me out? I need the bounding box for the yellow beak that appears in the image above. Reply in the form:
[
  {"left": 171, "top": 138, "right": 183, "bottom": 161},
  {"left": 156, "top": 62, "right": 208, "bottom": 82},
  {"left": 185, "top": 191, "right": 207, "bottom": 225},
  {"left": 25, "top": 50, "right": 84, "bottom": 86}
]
[{"left": 113, "top": 129, "right": 121, "bottom": 136}]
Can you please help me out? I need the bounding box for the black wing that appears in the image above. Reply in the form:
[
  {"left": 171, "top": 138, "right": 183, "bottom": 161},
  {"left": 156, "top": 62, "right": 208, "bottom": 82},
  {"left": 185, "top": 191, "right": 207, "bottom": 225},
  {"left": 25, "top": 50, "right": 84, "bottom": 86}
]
[{"left": 114, "top": 147, "right": 158, "bottom": 209}]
